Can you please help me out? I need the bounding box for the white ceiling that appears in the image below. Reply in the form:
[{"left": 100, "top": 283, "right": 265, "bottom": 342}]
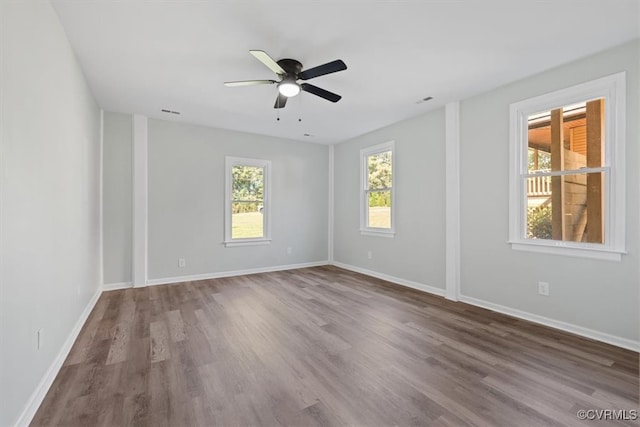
[{"left": 52, "top": 0, "right": 639, "bottom": 144}]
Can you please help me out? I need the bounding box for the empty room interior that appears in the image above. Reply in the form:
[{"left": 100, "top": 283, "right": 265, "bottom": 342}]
[{"left": 1, "top": 1, "right": 639, "bottom": 426}]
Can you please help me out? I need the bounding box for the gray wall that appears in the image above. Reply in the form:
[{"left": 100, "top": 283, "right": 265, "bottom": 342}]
[
  {"left": 0, "top": 2, "right": 101, "bottom": 425},
  {"left": 331, "top": 40, "right": 638, "bottom": 344},
  {"left": 102, "top": 112, "right": 133, "bottom": 285},
  {"left": 147, "top": 119, "right": 329, "bottom": 280},
  {"left": 333, "top": 109, "right": 446, "bottom": 289},
  {"left": 459, "top": 40, "right": 639, "bottom": 342}
]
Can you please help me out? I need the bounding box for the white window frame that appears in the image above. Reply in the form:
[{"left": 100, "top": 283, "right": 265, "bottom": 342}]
[
  {"left": 360, "top": 141, "right": 395, "bottom": 237},
  {"left": 224, "top": 156, "right": 272, "bottom": 247},
  {"left": 508, "top": 72, "right": 626, "bottom": 261}
]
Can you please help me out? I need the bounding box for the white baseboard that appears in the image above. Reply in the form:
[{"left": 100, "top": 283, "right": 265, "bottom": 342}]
[
  {"left": 328, "top": 262, "right": 637, "bottom": 352},
  {"left": 101, "top": 281, "right": 132, "bottom": 291},
  {"left": 331, "top": 261, "right": 446, "bottom": 297},
  {"left": 459, "top": 295, "right": 640, "bottom": 352},
  {"left": 14, "top": 287, "right": 103, "bottom": 427},
  {"left": 145, "top": 261, "right": 330, "bottom": 286}
]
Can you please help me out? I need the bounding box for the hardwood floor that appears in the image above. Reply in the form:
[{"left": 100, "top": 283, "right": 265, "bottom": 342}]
[{"left": 31, "top": 266, "right": 639, "bottom": 426}]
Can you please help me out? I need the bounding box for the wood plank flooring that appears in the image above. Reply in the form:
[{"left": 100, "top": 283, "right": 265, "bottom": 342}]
[{"left": 31, "top": 266, "right": 639, "bottom": 426}]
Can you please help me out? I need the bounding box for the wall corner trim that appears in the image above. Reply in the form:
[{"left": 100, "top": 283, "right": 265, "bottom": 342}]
[
  {"left": 445, "top": 101, "right": 461, "bottom": 301},
  {"left": 99, "top": 109, "right": 105, "bottom": 288},
  {"left": 132, "top": 114, "right": 148, "bottom": 288},
  {"left": 328, "top": 144, "right": 335, "bottom": 263}
]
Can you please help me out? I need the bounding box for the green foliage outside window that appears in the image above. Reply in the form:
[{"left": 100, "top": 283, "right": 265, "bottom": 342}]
[
  {"left": 232, "top": 166, "right": 263, "bottom": 214},
  {"left": 369, "top": 191, "right": 391, "bottom": 207},
  {"left": 368, "top": 151, "right": 392, "bottom": 207},
  {"left": 527, "top": 205, "right": 552, "bottom": 239},
  {"left": 528, "top": 148, "right": 551, "bottom": 172}
]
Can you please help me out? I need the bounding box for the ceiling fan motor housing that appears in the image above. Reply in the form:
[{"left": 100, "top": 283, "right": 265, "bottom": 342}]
[{"left": 276, "top": 59, "right": 303, "bottom": 77}]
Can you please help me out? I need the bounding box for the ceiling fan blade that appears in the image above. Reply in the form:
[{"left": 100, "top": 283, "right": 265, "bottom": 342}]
[
  {"left": 250, "top": 50, "right": 286, "bottom": 75},
  {"left": 224, "top": 80, "right": 276, "bottom": 87},
  {"left": 301, "top": 83, "right": 342, "bottom": 103},
  {"left": 274, "top": 93, "right": 288, "bottom": 109},
  {"left": 299, "top": 59, "right": 347, "bottom": 80}
]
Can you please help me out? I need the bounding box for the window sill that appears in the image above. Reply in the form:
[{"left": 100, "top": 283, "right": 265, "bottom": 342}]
[
  {"left": 224, "top": 238, "right": 271, "bottom": 248},
  {"left": 509, "top": 240, "right": 625, "bottom": 261},
  {"left": 360, "top": 229, "right": 395, "bottom": 238}
]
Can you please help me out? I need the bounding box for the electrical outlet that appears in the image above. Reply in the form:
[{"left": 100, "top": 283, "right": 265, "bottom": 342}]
[
  {"left": 37, "top": 328, "right": 43, "bottom": 350},
  {"left": 286, "top": 247, "right": 292, "bottom": 255},
  {"left": 178, "top": 258, "right": 186, "bottom": 268},
  {"left": 538, "top": 281, "right": 550, "bottom": 296},
  {"left": 367, "top": 251, "right": 373, "bottom": 260}
]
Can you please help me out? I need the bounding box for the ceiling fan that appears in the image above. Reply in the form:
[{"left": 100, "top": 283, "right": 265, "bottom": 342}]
[{"left": 224, "top": 50, "right": 347, "bottom": 109}]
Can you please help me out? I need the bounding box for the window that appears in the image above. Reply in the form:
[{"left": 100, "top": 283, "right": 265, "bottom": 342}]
[
  {"left": 509, "top": 73, "right": 626, "bottom": 260},
  {"left": 360, "top": 141, "right": 395, "bottom": 237},
  {"left": 224, "top": 157, "right": 271, "bottom": 247}
]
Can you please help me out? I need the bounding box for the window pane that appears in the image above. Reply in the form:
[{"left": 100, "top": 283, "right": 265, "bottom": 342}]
[
  {"left": 367, "top": 151, "right": 392, "bottom": 189},
  {"left": 231, "top": 202, "right": 263, "bottom": 239},
  {"left": 232, "top": 166, "right": 264, "bottom": 201},
  {"left": 528, "top": 148, "right": 551, "bottom": 172},
  {"left": 368, "top": 191, "right": 391, "bottom": 229},
  {"left": 231, "top": 165, "right": 264, "bottom": 239},
  {"left": 527, "top": 99, "right": 604, "bottom": 172},
  {"left": 526, "top": 172, "right": 604, "bottom": 243}
]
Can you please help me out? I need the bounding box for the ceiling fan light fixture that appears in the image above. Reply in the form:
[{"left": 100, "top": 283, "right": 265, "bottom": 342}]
[{"left": 278, "top": 80, "right": 301, "bottom": 97}]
